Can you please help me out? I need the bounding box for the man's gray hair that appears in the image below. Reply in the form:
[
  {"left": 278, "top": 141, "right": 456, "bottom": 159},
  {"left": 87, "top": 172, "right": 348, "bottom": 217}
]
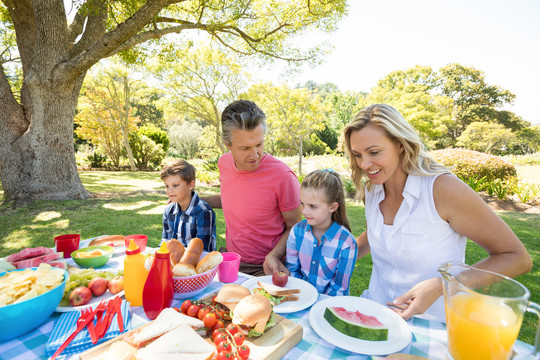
[{"left": 221, "top": 100, "right": 267, "bottom": 146}]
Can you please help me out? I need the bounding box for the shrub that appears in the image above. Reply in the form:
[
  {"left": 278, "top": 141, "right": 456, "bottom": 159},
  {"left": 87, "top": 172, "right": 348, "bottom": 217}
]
[
  {"left": 139, "top": 124, "right": 170, "bottom": 153},
  {"left": 429, "top": 149, "right": 517, "bottom": 183},
  {"left": 202, "top": 156, "right": 220, "bottom": 172},
  {"left": 128, "top": 133, "right": 165, "bottom": 170},
  {"left": 87, "top": 152, "right": 108, "bottom": 168}
]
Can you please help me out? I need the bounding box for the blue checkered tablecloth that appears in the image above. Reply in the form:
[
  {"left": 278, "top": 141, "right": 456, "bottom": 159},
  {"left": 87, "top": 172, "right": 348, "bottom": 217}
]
[{"left": 0, "top": 241, "right": 535, "bottom": 360}]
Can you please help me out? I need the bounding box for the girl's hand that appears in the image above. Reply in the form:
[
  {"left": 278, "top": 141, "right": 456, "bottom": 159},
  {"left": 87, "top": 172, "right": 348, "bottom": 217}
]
[
  {"left": 387, "top": 278, "right": 443, "bottom": 320},
  {"left": 263, "top": 254, "right": 290, "bottom": 276}
]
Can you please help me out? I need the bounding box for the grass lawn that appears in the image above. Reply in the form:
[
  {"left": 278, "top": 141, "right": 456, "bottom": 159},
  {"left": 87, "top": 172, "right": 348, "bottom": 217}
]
[{"left": 1, "top": 170, "right": 539, "bottom": 345}]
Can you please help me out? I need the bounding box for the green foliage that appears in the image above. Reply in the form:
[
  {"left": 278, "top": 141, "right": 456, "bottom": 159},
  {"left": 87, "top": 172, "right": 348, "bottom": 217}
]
[
  {"left": 462, "top": 174, "right": 488, "bottom": 192},
  {"left": 86, "top": 152, "right": 108, "bottom": 168},
  {"left": 456, "top": 121, "right": 516, "bottom": 154},
  {"left": 139, "top": 124, "right": 169, "bottom": 153},
  {"left": 128, "top": 133, "right": 165, "bottom": 170},
  {"left": 430, "top": 149, "right": 517, "bottom": 183},
  {"left": 502, "top": 153, "right": 540, "bottom": 166},
  {"left": 342, "top": 177, "right": 357, "bottom": 199},
  {"left": 131, "top": 91, "right": 165, "bottom": 129},
  {"left": 168, "top": 121, "right": 202, "bottom": 159},
  {"left": 196, "top": 170, "right": 220, "bottom": 185},
  {"left": 202, "top": 156, "right": 220, "bottom": 172}
]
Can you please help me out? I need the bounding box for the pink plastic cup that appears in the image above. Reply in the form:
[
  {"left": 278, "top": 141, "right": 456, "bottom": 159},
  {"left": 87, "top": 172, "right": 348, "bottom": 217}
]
[
  {"left": 54, "top": 234, "right": 81, "bottom": 258},
  {"left": 218, "top": 252, "right": 241, "bottom": 283},
  {"left": 124, "top": 234, "right": 148, "bottom": 252}
]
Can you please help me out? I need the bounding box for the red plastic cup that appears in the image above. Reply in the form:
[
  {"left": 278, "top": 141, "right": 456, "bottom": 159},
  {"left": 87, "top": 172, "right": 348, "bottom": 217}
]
[
  {"left": 54, "top": 234, "right": 81, "bottom": 258},
  {"left": 125, "top": 234, "right": 148, "bottom": 252},
  {"left": 218, "top": 252, "right": 241, "bottom": 283}
]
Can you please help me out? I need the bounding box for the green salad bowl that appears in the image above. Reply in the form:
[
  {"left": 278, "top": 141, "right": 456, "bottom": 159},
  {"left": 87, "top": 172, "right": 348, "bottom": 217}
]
[{"left": 71, "top": 245, "right": 114, "bottom": 268}]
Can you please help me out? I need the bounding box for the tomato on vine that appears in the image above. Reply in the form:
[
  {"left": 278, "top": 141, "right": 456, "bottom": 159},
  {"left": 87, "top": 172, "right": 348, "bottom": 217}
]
[
  {"left": 216, "top": 340, "right": 232, "bottom": 353},
  {"left": 237, "top": 344, "right": 250, "bottom": 360},
  {"left": 187, "top": 304, "right": 201, "bottom": 318},
  {"left": 226, "top": 323, "right": 238, "bottom": 335},
  {"left": 232, "top": 332, "right": 245, "bottom": 345},
  {"left": 180, "top": 300, "right": 192, "bottom": 314}
]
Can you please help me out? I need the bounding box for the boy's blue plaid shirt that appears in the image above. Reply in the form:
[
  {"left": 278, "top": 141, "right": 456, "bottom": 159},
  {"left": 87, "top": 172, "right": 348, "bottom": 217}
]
[
  {"left": 162, "top": 191, "right": 216, "bottom": 252},
  {"left": 287, "top": 220, "right": 358, "bottom": 296}
]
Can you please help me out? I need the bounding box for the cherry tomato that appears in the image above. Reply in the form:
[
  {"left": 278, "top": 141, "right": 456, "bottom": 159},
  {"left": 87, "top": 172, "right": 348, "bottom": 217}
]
[
  {"left": 212, "top": 295, "right": 218, "bottom": 304},
  {"left": 198, "top": 306, "right": 210, "bottom": 320},
  {"left": 217, "top": 351, "right": 234, "bottom": 360},
  {"left": 172, "top": 307, "right": 180, "bottom": 312},
  {"left": 237, "top": 344, "right": 250, "bottom": 360},
  {"left": 214, "top": 333, "right": 229, "bottom": 346},
  {"left": 212, "top": 319, "right": 225, "bottom": 330},
  {"left": 203, "top": 312, "right": 218, "bottom": 328},
  {"left": 216, "top": 341, "right": 232, "bottom": 353},
  {"left": 232, "top": 332, "right": 245, "bottom": 345},
  {"left": 212, "top": 328, "right": 227, "bottom": 339},
  {"left": 187, "top": 304, "right": 201, "bottom": 318},
  {"left": 180, "top": 300, "right": 192, "bottom": 314},
  {"left": 226, "top": 323, "right": 238, "bottom": 335},
  {"left": 230, "top": 356, "right": 241, "bottom": 360}
]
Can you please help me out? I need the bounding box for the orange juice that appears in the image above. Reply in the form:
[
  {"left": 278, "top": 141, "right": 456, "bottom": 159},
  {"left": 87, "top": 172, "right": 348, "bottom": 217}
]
[{"left": 446, "top": 292, "right": 521, "bottom": 360}]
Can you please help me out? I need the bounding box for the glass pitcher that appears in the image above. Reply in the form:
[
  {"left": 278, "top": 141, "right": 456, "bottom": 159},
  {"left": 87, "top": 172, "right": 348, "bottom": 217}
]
[{"left": 438, "top": 261, "right": 540, "bottom": 360}]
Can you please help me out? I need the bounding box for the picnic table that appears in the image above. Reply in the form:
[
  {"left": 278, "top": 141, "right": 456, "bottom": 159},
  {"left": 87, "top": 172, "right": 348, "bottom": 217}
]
[{"left": 0, "top": 240, "right": 534, "bottom": 360}]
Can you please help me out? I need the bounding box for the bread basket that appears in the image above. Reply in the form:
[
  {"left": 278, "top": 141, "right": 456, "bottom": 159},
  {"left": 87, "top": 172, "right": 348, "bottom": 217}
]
[{"left": 172, "top": 266, "right": 218, "bottom": 299}]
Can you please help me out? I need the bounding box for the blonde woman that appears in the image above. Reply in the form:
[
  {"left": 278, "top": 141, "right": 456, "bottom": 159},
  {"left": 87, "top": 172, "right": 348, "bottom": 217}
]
[{"left": 344, "top": 103, "right": 531, "bottom": 322}]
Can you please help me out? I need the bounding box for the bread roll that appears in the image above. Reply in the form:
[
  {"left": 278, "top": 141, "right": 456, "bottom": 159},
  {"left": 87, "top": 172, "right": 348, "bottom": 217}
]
[
  {"left": 166, "top": 239, "right": 185, "bottom": 265},
  {"left": 196, "top": 251, "right": 223, "bottom": 274},
  {"left": 172, "top": 263, "right": 197, "bottom": 277},
  {"left": 179, "top": 238, "right": 204, "bottom": 267},
  {"left": 89, "top": 235, "right": 125, "bottom": 247}
]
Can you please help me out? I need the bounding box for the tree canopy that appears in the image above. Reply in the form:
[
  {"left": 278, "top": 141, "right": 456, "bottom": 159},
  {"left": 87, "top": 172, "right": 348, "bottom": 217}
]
[{"left": 0, "top": 0, "right": 347, "bottom": 204}]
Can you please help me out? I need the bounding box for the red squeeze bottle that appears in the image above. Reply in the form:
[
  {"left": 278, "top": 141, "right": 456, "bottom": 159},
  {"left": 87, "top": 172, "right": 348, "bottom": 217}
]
[{"left": 142, "top": 242, "right": 173, "bottom": 320}]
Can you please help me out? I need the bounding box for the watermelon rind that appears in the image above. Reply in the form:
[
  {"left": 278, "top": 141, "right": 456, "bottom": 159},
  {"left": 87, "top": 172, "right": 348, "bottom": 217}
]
[{"left": 324, "top": 307, "right": 388, "bottom": 341}]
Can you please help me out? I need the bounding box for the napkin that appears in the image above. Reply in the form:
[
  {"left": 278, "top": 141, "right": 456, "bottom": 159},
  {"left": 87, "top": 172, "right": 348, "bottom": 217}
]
[{"left": 45, "top": 299, "right": 131, "bottom": 359}]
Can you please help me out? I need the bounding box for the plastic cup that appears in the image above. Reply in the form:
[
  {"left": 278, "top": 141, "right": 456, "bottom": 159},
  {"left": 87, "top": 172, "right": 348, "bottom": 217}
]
[
  {"left": 124, "top": 234, "right": 148, "bottom": 252},
  {"left": 54, "top": 234, "right": 81, "bottom": 258},
  {"left": 218, "top": 252, "right": 241, "bottom": 283}
]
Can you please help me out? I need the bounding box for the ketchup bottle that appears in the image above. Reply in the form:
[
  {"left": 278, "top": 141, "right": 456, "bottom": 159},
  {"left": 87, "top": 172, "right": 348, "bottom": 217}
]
[
  {"left": 142, "top": 242, "right": 173, "bottom": 320},
  {"left": 124, "top": 239, "right": 148, "bottom": 307}
]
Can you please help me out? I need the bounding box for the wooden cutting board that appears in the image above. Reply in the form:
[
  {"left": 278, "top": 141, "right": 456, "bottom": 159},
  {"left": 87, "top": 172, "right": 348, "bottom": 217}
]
[{"left": 79, "top": 309, "right": 302, "bottom": 360}]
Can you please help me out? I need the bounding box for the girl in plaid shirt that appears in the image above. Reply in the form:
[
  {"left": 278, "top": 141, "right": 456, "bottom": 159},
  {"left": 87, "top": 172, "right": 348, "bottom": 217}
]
[{"left": 286, "top": 170, "right": 358, "bottom": 296}]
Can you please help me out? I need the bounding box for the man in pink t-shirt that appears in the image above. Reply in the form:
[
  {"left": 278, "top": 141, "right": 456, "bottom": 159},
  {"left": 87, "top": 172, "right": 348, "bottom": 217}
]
[{"left": 204, "top": 100, "right": 301, "bottom": 276}]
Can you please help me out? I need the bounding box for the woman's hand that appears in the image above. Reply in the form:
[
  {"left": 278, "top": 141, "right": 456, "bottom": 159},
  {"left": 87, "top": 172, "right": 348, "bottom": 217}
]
[{"left": 387, "top": 278, "right": 443, "bottom": 320}]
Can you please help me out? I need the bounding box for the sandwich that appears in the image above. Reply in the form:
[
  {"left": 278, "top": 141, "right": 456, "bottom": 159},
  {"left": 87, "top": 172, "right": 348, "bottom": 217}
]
[
  {"left": 123, "top": 308, "right": 203, "bottom": 348},
  {"left": 100, "top": 341, "right": 137, "bottom": 360},
  {"left": 136, "top": 324, "right": 215, "bottom": 360},
  {"left": 214, "top": 284, "right": 251, "bottom": 311},
  {"left": 231, "top": 294, "right": 276, "bottom": 338},
  {"left": 253, "top": 281, "right": 300, "bottom": 305}
]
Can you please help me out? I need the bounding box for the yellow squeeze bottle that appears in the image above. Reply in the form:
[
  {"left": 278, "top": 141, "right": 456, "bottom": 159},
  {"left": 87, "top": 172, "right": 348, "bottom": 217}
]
[{"left": 124, "top": 239, "right": 148, "bottom": 306}]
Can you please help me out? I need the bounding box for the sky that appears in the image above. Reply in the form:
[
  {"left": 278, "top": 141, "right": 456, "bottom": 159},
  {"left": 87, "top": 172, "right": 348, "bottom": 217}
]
[{"left": 254, "top": 0, "right": 540, "bottom": 125}]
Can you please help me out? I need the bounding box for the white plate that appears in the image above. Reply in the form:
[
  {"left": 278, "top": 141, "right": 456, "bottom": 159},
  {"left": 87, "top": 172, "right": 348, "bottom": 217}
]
[
  {"left": 55, "top": 290, "right": 125, "bottom": 312},
  {"left": 309, "top": 296, "right": 412, "bottom": 355},
  {"left": 241, "top": 276, "right": 319, "bottom": 313}
]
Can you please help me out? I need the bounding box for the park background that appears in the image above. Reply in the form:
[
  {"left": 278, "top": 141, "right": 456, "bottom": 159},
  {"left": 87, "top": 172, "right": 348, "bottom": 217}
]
[{"left": 0, "top": 0, "right": 539, "bottom": 347}]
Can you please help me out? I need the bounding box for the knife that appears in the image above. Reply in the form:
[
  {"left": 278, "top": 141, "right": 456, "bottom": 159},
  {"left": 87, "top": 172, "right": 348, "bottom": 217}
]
[{"left": 95, "top": 299, "right": 115, "bottom": 338}]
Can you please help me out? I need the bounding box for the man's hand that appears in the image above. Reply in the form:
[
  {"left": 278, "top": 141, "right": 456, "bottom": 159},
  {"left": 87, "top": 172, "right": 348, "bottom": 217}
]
[
  {"left": 263, "top": 254, "right": 290, "bottom": 276},
  {"left": 387, "top": 277, "right": 443, "bottom": 320}
]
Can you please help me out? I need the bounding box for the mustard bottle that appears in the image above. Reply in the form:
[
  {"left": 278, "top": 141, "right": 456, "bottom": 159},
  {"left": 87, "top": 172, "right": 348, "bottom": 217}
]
[{"left": 124, "top": 239, "right": 148, "bottom": 307}]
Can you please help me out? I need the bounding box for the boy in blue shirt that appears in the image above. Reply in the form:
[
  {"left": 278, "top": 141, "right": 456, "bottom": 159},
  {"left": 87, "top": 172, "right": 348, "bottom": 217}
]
[{"left": 160, "top": 159, "right": 216, "bottom": 252}]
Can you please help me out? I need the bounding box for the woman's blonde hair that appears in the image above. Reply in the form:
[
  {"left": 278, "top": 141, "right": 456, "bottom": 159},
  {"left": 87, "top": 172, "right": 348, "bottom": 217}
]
[
  {"left": 343, "top": 104, "right": 448, "bottom": 200},
  {"left": 301, "top": 169, "right": 351, "bottom": 232}
]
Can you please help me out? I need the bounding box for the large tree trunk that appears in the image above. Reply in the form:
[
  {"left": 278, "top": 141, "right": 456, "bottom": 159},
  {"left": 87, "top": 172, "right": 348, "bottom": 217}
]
[{"left": 0, "top": 76, "right": 90, "bottom": 204}]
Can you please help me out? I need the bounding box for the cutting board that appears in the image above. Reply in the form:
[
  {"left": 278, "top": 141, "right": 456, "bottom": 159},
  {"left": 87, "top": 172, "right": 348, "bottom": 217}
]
[{"left": 79, "top": 308, "right": 303, "bottom": 360}]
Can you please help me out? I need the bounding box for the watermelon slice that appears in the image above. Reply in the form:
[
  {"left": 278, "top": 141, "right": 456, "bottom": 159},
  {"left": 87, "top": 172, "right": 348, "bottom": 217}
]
[
  {"left": 324, "top": 307, "right": 388, "bottom": 341},
  {"left": 48, "top": 260, "right": 68, "bottom": 269},
  {"left": 5, "top": 247, "right": 56, "bottom": 263},
  {"left": 10, "top": 252, "right": 64, "bottom": 269}
]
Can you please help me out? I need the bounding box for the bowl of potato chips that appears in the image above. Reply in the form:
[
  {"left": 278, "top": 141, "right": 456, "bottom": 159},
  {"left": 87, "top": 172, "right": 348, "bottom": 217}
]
[{"left": 0, "top": 263, "right": 68, "bottom": 341}]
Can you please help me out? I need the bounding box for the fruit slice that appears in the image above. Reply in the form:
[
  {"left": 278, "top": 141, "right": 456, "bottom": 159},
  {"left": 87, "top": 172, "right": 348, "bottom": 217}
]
[
  {"left": 323, "top": 306, "right": 388, "bottom": 341},
  {"left": 47, "top": 260, "right": 68, "bottom": 269},
  {"left": 10, "top": 252, "right": 64, "bottom": 269}
]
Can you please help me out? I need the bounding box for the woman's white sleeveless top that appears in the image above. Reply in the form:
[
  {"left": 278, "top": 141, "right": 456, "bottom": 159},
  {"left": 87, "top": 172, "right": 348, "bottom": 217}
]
[{"left": 361, "top": 173, "right": 466, "bottom": 322}]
